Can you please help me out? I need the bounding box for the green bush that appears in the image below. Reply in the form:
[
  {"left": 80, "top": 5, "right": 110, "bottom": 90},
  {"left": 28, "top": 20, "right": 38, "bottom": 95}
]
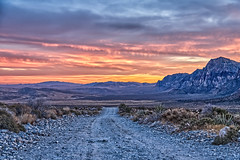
[{"left": 214, "top": 114, "right": 234, "bottom": 126}]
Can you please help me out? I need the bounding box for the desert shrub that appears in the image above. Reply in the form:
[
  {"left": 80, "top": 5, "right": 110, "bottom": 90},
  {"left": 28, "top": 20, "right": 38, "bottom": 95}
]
[
  {"left": 56, "top": 109, "right": 63, "bottom": 117},
  {"left": 0, "top": 110, "right": 25, "bottom": 133},
  {"left": 131, "top": 115, "right": 140, "bottom": 122},
  {"left": 161, "top": 108, "right": 198, "bottom": 124},
  {"left": 26, "top": 99, "right": 49, "bottom": 118},
  {"left": 118, "top": 103, "right": 132, "bottom": 114},
  {"left": 62, "top": 107, "right": 71, "bottom": 115},
  {"left": 31, "top": 109, "right": 43, "bottom": 119},
  {"left": 178, "top": 118, "right": 198, "bottom": 131},
  {"left": 155, "top": 104, "right": 166, "bottom": 113},
  {"left": 74, "top": 106, "right": 80, "bottom": 110},
  {"left": 201, "top": 107, "right": 230, "bottom": 118},
  {"left": 84, "top": 107, "right": 102, "bottom": 116},
  {"left": 212, "top": 126, "right": 239, "bottom": 145},
  {"left": 233, "top": 115, "right": 240, "bottom": 125},
  {"left": 140, "top": 113, "right": 162, "bottom": 124},
  {"left": 195, "top": 117, "right": 215, "bottom": 127},
  {"left": 179, "top": 117, "right": 216, "bottom": 131},
  {"left": 27, "top": 99, "right": 46, "bottom": 111},
  {"left": 136, "top": 110, "right": 145, "bottom": 117},
  {"left": 89, "top": 108, "right": 102, "bottom": 115},
  {"left": 131, "top": 110, "right": 144, "bottom": 122},
  {"left": 71, "top": 109, "right": 82, "bottom": 116},
  {"left": 214, "top": 114, "right": 234, "bottom": 126},
  {"left": 43, "top": 109, "right": 58, "bottom": 119},
  {"left": 212, "top": 107, "right": 229, "bottom": 116},
  {"left": 9, "top": 103, "right": 32, "bottom": 116},
  {"left": 201, "top": 107, "right": 234, "bottom": 126},
  {"left": 19, "top": 113, "right": 37, "bottom": 124},
  {"left": 127, "top": 108, "right": 156, "bottom": 123}
]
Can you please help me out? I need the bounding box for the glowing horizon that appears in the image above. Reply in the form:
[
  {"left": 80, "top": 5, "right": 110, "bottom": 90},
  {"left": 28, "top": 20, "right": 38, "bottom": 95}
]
[{"left": 1, "top": 0, "right": 240, "bottom": 84}]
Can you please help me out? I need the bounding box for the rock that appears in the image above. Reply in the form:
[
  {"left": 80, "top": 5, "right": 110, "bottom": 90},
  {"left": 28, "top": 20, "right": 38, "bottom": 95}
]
[
  {"left": 150, "top": 121, "right": 161, "bottom": 127},
  {"left": 212, "top": 126, "right": 239, "bottom": 145},
  {"left": 156, "top": 57, "right": 240, "bottom": 95},
  {"left": 1, "top": 129, "right": 9, "bottom": 133},
  {"left": 219, "top": 126, "right": 230, "bottom": 138}
]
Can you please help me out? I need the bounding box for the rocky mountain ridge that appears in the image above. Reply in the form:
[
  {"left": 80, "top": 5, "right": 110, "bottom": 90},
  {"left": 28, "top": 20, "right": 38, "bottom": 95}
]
[
  {"left": 1, "top": 57, "right": 240, "bottom": 101},
  {"left": 156, "top": 57, "right": 240, "bottom": 95}
]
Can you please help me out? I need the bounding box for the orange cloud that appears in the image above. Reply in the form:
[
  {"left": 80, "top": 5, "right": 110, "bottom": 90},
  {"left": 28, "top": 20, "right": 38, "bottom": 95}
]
[
  {"left": 1, "top": 32, "right": 240, "bottom": 84},
  {"left": 0, "top": 75, "right": 164, "bottom": 84}
]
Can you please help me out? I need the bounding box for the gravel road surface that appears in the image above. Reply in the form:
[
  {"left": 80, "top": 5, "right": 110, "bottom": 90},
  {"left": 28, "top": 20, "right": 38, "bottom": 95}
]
[{"left": 14, "top": 107, "right": 240, "bottom": 160}]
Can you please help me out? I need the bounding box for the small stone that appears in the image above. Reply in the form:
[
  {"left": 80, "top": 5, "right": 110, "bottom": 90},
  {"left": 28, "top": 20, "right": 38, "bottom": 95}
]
[
  {"left": 1, "top": 129, "right": 8, "bottom": 133},
  {"left": 219, "top": 126, "right": 230, "bottom": 138}
]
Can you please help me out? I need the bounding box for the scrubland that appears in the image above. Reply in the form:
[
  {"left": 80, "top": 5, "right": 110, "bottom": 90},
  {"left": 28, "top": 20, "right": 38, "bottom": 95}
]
[
  {"left": 119, "top": 103, "right": 240, "bottom": 145},
  {"left": 0, "top": 101, "right": 102, "bottom": 133}
]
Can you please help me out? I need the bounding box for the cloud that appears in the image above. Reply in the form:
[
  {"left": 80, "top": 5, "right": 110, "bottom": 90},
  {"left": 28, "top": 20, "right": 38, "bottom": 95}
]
[
  {"left": 100, "top": 22, "right": 146, "bottom": 31},
  {"left": 0, "top": 51, "right": 50, "bottom": 62},
  {"left": 2, "top": 0, "right": 240, "bottom": 43},
  {"left": 0, "top": 0, "right": 240, "bottom": 83}
]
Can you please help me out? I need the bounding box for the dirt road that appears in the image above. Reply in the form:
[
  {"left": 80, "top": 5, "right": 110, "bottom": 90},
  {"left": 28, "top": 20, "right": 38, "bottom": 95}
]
[{"left": 17, "top": 107, "right": 224, "bottom": 160}]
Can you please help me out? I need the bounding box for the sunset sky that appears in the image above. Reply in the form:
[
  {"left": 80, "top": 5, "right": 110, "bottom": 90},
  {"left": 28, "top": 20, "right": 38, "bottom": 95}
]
[{"left": 0, "top": 0, "right": 240, "bottom": 84}]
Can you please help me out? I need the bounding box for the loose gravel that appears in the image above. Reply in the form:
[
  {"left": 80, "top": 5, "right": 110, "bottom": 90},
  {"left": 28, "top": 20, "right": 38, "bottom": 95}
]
[{"left": 1, "top": 107, "right": 240, "bottom": 160}]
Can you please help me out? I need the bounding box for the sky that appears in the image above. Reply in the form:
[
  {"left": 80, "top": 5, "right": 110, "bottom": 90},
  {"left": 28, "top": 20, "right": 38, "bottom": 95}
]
[{"left": 0, "top": 0, "right": 240, "bottom": 84}]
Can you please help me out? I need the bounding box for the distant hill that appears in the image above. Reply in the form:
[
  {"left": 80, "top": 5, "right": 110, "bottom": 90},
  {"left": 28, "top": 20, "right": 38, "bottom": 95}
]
[
  {"left": 84, "top": 81, "right": 150, "bottom": 88},
  {"left": 0, "top": 81, "right": 83, "bottom": 89},
  {"left": 156, "top": 57, "right": 240, "bottom": 96},
  {"left": 1, "top": 57, "right": 240, "bottom": 101}
]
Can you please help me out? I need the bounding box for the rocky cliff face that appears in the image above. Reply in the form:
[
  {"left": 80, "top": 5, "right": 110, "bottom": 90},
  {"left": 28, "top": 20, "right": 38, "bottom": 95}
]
[{"left": 156, "top": 57, "right": 240, "bottom": 95}]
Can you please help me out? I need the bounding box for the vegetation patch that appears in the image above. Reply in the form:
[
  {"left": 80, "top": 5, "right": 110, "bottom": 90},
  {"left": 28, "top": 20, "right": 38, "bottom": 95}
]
[
  {"left": 161, "top": 108, "right": 198, "bottom": 124},
  {"left": 0, "top": 100, "right": 102, "bottom": 133},
  {"left": 119, "top": 103, "right": 132, "bottom": 116},
  {"left": 0, "top": 110, "right": 25, "bottom": 133},
  {"left": 119, "top": 103, "right": 240, "bottom": 145},
  {"left": 212, "top": 126, "right": 239, "bottom": 145}
]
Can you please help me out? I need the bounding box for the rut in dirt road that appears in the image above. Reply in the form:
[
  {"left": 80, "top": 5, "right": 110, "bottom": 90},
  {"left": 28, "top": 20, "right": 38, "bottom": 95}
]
[{"left": 17, "top": 107, "right": 218, "bottom": 160}]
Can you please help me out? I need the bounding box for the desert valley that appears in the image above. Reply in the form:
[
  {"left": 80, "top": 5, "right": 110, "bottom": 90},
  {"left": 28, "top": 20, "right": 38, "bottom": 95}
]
[{"left": 1, "top": 0, "right": 240, "bottom": 159}]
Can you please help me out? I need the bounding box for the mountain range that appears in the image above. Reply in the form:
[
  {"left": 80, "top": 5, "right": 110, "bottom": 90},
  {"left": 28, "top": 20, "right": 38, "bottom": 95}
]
[
  {"left": 156, "top": 57, "right": 240, "bottom": 96},
  {"left": 0, "top": 57, "right": 240, "bottom": 101}
]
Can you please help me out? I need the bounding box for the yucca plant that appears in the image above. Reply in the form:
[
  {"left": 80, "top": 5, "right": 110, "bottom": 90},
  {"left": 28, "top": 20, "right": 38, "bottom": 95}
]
[
  {"left": 214, "top": 114, "right": 234, "bottom": 126},
  {"left": 155, "top": 104, "right": 165, "bottom": 113}
]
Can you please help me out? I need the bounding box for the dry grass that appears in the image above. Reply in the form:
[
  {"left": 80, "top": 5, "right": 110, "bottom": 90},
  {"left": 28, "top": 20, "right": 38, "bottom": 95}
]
[
  {"left": 43, "top": 109, "right": 58, "bottom": 119},
  {"left": 0, "top": 110, "right": 25, "bottom": 133},
  {"left": 19, "top": 113, "right": 37, "bottom": 124},
  {"left": 161, "top": 108, "right": 198, "bottom": 124},
  {"left": 119, "top": 103, "right": 240, "bottom": 141},
  {"left": 62, "top": 107, "right": 71, "bottom": 115},
  {"left": 204, "top": 124, "right": 226, "bottom": 133},
  {"left": 0, "top": 101, "right": 102, "bottom": 133}
]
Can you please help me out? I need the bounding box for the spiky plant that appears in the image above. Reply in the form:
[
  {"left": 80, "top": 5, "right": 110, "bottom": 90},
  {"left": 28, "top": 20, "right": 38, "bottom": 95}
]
[{"left": 214, "top": 114, "right": 234, "bottom": 126}]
